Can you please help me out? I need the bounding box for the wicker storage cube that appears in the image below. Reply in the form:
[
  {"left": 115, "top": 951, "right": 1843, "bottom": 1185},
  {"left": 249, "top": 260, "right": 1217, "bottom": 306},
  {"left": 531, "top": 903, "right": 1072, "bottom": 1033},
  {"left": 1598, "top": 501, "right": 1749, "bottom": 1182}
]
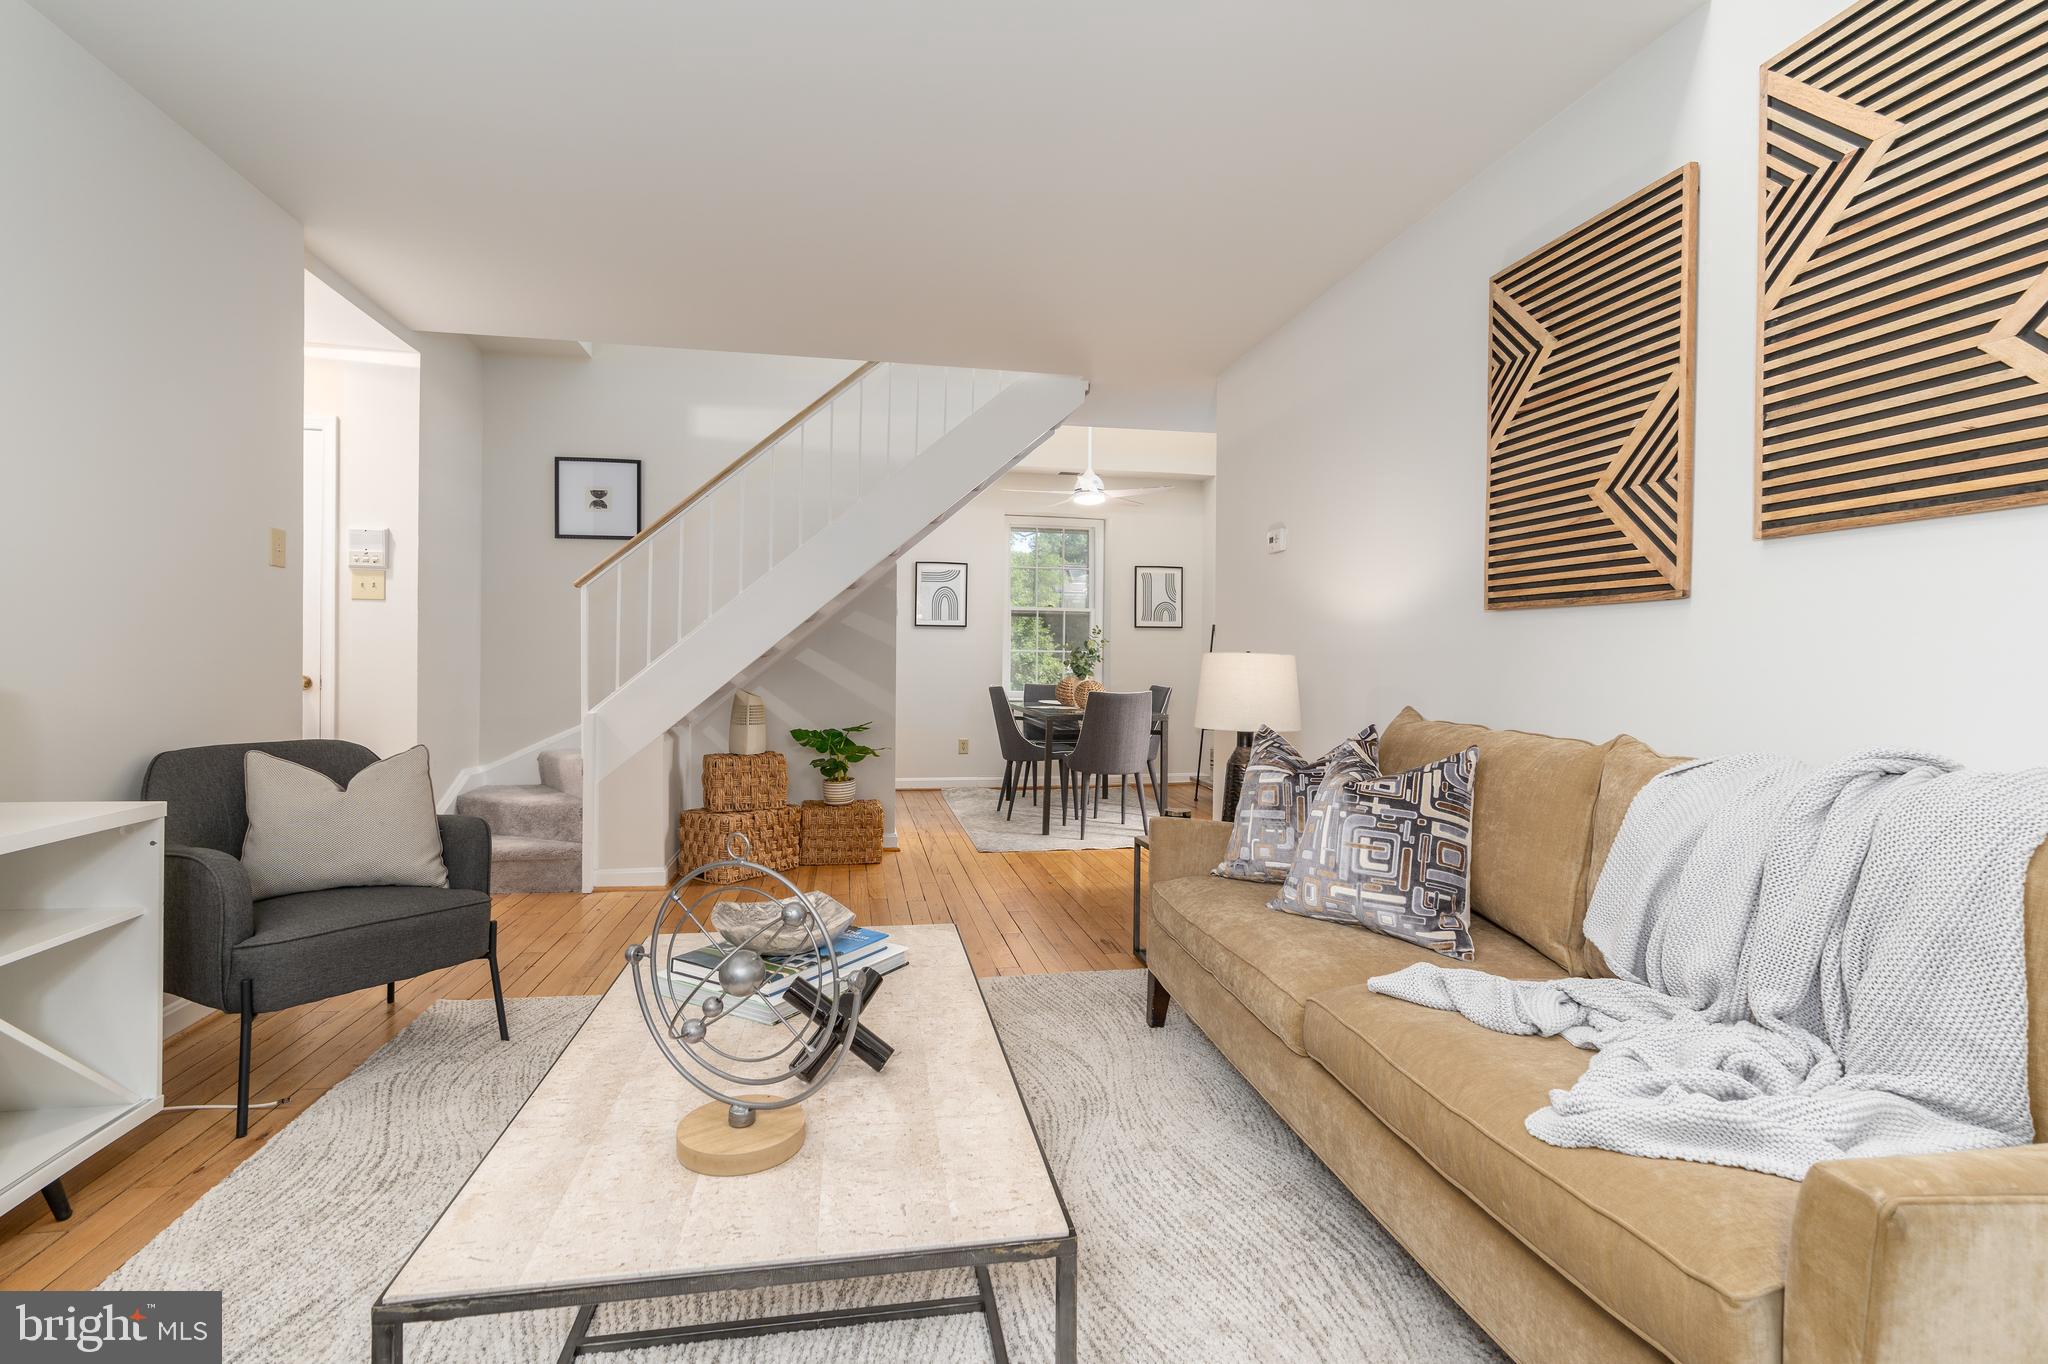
[
  {"left": 800, "top": 799, "right": 885, "bottom": 866},
  {"left": 702, "top": 751, "right": 789, "bottom": 812},
  {"left": 677, "top": 805, "right": 801, "bottom": 883}
]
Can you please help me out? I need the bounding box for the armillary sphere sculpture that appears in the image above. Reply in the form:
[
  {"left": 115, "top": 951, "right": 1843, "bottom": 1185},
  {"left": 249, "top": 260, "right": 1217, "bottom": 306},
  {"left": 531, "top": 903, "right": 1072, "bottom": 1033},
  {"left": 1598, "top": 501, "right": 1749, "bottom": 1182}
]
[{"left": 626, "top": 834, "right": 863, "bottom": 1176}]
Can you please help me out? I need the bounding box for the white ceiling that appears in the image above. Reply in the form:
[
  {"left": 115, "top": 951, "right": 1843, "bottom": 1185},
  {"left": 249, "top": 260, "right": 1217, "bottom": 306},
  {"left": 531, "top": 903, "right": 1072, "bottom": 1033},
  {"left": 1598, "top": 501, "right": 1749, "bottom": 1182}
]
[{"left": 37, "top": 0, "right": 1702, "bottom": 429}]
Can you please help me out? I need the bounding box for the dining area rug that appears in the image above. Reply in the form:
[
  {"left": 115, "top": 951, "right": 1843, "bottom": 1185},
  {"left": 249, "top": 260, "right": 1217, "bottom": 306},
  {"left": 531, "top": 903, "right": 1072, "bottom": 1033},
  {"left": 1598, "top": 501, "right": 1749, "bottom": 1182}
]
[{"left": 942, "top": 783, "right": 1152, "bottom": 852}]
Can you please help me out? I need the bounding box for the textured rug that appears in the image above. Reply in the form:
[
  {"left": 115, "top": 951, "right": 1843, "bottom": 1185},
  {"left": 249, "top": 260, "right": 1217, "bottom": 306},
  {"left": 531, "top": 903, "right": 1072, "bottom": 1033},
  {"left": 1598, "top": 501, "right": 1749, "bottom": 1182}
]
[
  {"left": 105, "top": 977, "right": 1502, "bottom": 1363},
  {"left": 942, "top": 783, "right": 1150, "bottom": 852}
]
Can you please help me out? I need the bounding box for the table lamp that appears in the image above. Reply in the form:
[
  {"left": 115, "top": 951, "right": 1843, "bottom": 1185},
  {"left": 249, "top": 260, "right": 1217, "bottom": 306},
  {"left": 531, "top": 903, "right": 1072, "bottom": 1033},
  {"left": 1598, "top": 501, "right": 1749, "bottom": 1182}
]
[{"left": 1193, "top": 652, "right": 1301, "bottom": 817}]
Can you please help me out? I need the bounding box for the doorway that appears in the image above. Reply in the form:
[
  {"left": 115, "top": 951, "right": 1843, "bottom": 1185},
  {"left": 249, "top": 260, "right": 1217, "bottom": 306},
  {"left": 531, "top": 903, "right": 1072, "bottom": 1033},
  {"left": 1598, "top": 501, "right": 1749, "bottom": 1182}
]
[{"left": 302, "top": 414, "right": 338, "bottom": 738}]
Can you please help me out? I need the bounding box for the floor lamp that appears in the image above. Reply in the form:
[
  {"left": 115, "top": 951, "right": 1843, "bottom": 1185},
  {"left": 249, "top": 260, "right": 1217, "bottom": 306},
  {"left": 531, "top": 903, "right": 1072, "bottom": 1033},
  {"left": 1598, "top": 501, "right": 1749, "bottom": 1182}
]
[{"left": 1192, "top": 653, "right": 1301, "bottom": 817}]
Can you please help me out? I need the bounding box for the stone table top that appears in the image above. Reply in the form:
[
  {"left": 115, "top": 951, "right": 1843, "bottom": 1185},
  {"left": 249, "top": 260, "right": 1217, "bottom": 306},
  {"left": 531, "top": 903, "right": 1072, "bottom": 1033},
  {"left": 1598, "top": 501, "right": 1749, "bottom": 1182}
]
[{"left": 380, "top": 923, "right": 1069, "bottom": 1305}]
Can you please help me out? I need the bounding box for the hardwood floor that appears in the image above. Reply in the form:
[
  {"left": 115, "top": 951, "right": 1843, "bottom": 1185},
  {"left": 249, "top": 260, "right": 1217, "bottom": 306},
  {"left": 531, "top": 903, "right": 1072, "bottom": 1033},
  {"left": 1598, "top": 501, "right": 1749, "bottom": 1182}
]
[{"left": 0, "top": 782, "right": 1208, "bottom": 1290}]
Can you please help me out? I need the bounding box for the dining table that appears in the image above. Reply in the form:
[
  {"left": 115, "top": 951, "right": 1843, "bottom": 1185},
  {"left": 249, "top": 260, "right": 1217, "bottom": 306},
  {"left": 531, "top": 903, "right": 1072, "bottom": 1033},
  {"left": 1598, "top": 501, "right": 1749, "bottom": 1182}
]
[{"left": 1010, "top": 700, "right": 1170, "bottom": 836}]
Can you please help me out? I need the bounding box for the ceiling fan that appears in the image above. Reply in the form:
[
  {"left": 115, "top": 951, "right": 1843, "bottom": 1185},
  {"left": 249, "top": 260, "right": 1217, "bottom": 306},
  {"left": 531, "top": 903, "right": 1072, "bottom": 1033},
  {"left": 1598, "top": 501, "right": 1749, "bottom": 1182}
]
[{"left": 1004, "top": 429, "right": 1173, "bottom": 508}]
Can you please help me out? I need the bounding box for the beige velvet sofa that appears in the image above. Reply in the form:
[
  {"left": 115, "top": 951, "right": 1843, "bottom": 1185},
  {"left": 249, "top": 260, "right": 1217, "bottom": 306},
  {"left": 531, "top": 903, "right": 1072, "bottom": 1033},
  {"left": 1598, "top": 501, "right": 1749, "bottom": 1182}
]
[{"left": 1143, "top": 707, "right": 2048, "bottom": 1363}]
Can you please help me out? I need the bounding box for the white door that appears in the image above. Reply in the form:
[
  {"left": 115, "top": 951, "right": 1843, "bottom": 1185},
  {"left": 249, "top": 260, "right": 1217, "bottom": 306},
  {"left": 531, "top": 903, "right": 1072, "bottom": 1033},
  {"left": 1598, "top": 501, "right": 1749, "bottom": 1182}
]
[{"left": 302, "top": 415, "right": 338, "bottom": 738}]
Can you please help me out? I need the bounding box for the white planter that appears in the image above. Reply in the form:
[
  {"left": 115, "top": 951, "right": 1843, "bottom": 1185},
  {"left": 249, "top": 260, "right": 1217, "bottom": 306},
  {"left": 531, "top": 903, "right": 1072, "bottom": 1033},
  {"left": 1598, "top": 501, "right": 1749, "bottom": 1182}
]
[{"left": 822, "top": 779, "right": 856, "bottom": 805}]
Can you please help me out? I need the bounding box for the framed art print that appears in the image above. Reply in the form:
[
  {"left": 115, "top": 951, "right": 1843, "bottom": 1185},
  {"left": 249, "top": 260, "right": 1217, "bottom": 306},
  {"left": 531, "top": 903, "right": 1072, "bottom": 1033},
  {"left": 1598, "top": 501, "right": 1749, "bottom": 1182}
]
[
  {"left": 555, "top": 457, "right": 643, "bottom": 540},
  {"left": 1134, "top": 565, "right": 1183, "bottom": 627},
  {"left": 913, "top": 561, "right": 967, "bottom": 627}
]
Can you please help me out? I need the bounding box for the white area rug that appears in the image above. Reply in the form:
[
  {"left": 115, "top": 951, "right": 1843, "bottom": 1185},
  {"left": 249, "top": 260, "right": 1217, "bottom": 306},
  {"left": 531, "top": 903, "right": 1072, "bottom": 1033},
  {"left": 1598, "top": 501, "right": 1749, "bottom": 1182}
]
[
  {"left": 105, "top": 976, "right": 1502, "bottom": 1363},
  {"left": 942, "top": 783, "right": 1151, "bottom": 852}
]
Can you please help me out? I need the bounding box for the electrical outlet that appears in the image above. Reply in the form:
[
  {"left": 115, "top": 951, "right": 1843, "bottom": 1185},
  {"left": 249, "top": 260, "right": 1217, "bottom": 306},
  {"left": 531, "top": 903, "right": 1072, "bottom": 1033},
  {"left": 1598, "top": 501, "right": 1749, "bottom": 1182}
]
[
  {"left": 958, "top": 738, "right": 970, "bottom": 755},
  {"left": 350, "top": 569, "right": 386, "bottom": 601},
  {"left": 267, "top": 527, "right": 287, "bottom": 568}
]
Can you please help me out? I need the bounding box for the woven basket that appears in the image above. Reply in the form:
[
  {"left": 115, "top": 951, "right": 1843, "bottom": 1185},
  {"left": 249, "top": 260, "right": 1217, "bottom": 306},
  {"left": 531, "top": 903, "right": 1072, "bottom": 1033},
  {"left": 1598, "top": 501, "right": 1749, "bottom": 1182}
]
[
  {"left": 1054, "top": 675, "right": 1079, "bottom": 707},
  {"left": 799, "top": 799, "right": 884, "bottom": 866},
  {"left": 702, "top": 751, "right": 789, "bottom": 813},
  {"left": 1074, "top": 679, "right": 1104, "bottom": 709},
  {"left": 678, "top": 805, "right": 801, "bottom": 883}
]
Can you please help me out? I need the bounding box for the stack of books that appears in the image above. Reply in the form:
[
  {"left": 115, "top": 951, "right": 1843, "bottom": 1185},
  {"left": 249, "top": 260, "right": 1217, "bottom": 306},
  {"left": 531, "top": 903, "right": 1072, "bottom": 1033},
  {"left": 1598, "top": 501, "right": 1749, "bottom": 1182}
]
[{"left": 659, "top": 924, "right": 907, "bottom": 1024}]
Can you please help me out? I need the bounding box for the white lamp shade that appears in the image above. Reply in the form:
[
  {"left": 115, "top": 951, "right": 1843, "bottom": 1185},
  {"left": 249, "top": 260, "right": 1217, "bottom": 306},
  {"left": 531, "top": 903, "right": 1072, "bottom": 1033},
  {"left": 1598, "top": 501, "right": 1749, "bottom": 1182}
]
[{"left": 1193, "top": 653, "right": 1301, "bottom": 734}]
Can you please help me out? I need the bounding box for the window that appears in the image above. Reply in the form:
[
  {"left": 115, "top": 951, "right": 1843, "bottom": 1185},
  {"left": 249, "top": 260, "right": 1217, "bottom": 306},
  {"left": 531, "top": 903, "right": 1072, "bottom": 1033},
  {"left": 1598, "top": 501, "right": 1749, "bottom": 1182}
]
[{"left": 1006, "top": 518, "right": 1102, "bottom": 694}]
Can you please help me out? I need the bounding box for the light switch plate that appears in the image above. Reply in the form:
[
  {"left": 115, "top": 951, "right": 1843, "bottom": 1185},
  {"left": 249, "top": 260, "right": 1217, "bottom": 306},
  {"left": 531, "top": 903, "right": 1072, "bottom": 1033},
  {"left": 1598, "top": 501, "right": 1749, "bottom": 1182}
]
[
  {"left": 350, "top": 570, "right": 386, "bottom": 601},
  {"left": 268, "top": 527, "right": 287, "bottom": 568}
]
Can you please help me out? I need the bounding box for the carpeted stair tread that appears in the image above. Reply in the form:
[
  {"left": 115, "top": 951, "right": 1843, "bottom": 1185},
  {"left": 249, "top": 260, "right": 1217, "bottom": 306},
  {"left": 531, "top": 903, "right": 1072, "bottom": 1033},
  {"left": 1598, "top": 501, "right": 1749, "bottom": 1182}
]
[
  {"left": 537, "top": 747, "right": 583, "bottom": 799},
  {"left": 485, "top": 834, "right": 581, "bottom": 893},
  {"left": 489, "top": 834, "right": 581, "bottom": 861},
  {"left": 455, "top": 783, "right": 581, "bottom": 842}
]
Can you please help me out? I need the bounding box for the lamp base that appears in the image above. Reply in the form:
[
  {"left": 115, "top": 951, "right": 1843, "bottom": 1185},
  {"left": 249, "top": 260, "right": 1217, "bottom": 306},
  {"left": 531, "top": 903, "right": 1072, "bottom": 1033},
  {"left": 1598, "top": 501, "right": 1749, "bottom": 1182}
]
[
  {"left": 1221, "top": 730, "right": 1255, "bottom": 817},
  {"left": 676, "top": 1094, "right": 806, "bottom": 1176}
]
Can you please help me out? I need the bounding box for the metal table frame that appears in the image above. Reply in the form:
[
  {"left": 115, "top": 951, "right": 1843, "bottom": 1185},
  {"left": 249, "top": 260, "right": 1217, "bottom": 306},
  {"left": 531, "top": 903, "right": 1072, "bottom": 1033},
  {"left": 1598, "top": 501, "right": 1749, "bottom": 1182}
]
[{"left": 370, "top": 939, "right": 1078, "bottom": 1364}]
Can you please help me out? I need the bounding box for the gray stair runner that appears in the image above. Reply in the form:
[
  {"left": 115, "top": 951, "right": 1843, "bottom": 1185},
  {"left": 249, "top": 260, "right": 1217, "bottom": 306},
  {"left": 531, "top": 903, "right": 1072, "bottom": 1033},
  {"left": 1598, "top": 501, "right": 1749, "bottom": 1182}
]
[{"left": 456, "top": 747, "right": 583, "bottom": 893}]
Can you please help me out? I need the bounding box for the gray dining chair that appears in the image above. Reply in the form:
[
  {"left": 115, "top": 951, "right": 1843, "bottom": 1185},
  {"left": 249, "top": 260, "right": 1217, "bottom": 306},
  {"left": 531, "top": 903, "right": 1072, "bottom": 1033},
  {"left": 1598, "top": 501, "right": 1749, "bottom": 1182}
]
[
  {"left": 1060, "top": 691, "right": 1155, "bottom": 837},
  {"left": 990, "top": 686, "right": 1070, "bottom": 819},
  {"left": 1019, "top": 683, "right": 1058, "bottom": 743},
  {"left": 1147, "top": 684, "right": 1173, "bottom": 807}
]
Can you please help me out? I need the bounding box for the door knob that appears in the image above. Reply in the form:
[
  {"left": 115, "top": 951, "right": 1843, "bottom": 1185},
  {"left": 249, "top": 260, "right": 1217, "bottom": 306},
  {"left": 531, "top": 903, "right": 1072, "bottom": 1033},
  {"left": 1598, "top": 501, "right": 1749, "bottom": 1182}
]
[{"left": 302, "top": 675, "right": 315, "bottom": 691}]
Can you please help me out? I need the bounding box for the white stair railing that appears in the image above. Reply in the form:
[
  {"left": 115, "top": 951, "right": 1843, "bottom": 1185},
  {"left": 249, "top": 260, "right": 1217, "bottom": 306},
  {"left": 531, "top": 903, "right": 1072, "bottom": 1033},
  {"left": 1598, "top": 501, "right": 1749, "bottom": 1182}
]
[{"left": 575, "top": 362, "right": 1022, "bottom": 719}]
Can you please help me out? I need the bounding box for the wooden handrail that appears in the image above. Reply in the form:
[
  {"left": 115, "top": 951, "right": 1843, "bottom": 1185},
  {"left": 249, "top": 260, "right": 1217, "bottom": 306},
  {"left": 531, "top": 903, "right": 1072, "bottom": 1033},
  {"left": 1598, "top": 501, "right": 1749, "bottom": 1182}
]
[{"left": 572, "top": 361, "right": 880, "bottom": 588}]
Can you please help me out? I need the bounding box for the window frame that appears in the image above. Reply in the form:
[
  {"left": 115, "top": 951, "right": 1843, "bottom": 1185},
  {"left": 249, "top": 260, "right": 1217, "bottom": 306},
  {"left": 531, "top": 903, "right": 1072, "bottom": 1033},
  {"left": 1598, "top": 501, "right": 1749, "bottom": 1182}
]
[{"left": 1003, "top": 515, "right": 1106, "bottom": 697}]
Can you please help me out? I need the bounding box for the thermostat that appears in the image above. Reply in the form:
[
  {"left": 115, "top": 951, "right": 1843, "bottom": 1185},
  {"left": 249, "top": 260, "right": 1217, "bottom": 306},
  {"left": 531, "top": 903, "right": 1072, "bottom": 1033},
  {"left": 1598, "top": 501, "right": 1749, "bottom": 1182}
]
[
  {"left": 348, "top": 528, "right": 391, "bottom": 570},
  {"left": 1264, "top": 523, "right": 1289, "bottom": 554}
]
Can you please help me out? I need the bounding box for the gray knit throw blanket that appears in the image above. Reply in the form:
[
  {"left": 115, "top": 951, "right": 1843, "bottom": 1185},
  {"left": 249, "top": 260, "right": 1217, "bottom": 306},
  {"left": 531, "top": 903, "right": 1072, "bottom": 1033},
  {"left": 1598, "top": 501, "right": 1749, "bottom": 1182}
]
[{"left": 1368, "top": 750, "right": 2048, "bottom": 1180}]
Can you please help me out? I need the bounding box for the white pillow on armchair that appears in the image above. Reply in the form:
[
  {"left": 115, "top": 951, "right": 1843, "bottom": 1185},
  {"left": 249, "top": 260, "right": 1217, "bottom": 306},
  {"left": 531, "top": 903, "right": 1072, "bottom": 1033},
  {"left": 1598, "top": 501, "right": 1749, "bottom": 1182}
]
[{"left": 240, "top": 745, "right": 449, "bottom": 898}]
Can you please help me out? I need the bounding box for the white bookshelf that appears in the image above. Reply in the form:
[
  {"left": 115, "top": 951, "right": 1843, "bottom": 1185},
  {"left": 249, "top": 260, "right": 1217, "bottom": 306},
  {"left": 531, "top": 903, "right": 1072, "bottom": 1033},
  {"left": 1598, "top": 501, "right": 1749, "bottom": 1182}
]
[{"left": 0, "top": 802, "right": 165, "bottom": 1217}]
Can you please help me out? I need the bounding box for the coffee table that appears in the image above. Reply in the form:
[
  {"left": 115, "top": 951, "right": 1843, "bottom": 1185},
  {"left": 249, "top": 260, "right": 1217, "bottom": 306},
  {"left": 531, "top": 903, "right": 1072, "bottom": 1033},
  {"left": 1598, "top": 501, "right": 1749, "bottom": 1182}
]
[{"left": 371, "top": 924, "right": 1076, "bottom": 1361}]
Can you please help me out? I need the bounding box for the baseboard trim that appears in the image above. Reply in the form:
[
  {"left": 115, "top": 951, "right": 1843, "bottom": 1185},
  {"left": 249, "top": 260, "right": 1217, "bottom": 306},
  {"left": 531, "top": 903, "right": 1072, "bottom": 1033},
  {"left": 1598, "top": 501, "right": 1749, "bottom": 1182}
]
[
  {"left": 439, "top": 724, "right": 581, "bottom": 814},
  {"left": 163, "top": 994, "right": 213, "bottom": 1039},
  {"left": 594, "top": 865, "right": 672, "bottom": 890}
]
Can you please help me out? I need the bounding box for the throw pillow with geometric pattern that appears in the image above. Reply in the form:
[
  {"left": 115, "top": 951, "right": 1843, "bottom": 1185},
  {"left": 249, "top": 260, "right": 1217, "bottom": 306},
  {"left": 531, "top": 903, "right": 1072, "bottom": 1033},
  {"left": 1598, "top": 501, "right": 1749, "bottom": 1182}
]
[
  {"left": 1212, "top": 725, "right": 1381, "bottom": 883},
  {"left": 1269, "top": 744, "right": 1478, "bottom": 960}
]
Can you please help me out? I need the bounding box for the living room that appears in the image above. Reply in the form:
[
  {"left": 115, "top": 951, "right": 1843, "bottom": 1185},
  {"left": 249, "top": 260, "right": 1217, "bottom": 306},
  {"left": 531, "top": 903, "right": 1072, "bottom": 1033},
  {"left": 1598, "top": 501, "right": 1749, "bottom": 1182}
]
[{"left": 5, "top": 0, "right": 2047, "bottom": 1361}]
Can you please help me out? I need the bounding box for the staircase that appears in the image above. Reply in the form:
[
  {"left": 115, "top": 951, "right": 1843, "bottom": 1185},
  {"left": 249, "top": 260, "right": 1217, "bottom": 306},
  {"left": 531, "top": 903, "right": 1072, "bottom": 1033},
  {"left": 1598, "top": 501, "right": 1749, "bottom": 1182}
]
[
  {"left": 573, "top": 361, "right": 1087, "bottom": 890},
  {"left": 455, "top": 747, "right": 583, "bottom": 892}
]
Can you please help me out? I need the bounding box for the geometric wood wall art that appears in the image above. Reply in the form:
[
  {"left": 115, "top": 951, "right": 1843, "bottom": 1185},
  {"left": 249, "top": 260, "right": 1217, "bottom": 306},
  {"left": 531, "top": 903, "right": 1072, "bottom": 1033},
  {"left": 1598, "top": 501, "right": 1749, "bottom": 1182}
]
[
  {"left": 1486, "top": 164, "right": 1698, "bottom": 608},
  {"left": 1757, "top": 0, "right": 2048, "bottom": 537}
]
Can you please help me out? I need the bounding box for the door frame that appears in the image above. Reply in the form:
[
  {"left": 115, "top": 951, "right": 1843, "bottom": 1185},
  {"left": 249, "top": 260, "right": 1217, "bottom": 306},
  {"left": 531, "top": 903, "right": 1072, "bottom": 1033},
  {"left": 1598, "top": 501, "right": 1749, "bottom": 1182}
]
[{"left": 303, "top": 413, "right": 339, "bottom": 738}]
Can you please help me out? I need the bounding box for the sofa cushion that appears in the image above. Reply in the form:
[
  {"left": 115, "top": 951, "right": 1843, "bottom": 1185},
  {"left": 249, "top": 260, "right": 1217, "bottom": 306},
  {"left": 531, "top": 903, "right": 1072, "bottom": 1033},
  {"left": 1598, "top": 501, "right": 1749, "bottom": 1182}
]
[
  {"left": 234, "top": 885, "right": 491, "bottom": 1013},
  {"left": 1150, "top": 872, "right": 1559, "bottom": 1056},
  {"left": 1214, "top": 725, "right": 1381, "bottom": 883},
  {"left": 1578, "top": 734, "right": 1692, "bottom": 976},
  {"left": 1380, "top": 707, "right": 1612, "bottom": 971},
  {"left": 1271, "top": 745, "right": 1478, "bottom": 960},
  {"left": 1304, "top": 981, "right": 1797, "bottom": 1364}
]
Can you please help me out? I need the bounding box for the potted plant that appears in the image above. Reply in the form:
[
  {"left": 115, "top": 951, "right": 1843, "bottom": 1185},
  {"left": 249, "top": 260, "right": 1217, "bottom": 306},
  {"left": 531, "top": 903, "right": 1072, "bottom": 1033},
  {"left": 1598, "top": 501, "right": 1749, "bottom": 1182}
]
[
  {"left": 1055, "top": 627, "right": 1106, "bottom": 708},
  {"left": 790, "top": 723, "right": 885, "bottom": 805}
]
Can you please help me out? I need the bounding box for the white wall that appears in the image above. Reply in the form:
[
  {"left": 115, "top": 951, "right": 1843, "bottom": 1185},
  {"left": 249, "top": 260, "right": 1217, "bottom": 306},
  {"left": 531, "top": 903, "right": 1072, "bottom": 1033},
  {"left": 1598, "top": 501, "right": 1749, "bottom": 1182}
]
[
  {"left": 895, "top": 455, "right": 1215, "bottom": 787},
  {"left": 304, "top": 355, "right": 421, "bottom": 762},
  {"left": 678, "top": 575, "right": 899, "bottom": 835},
  {"left": 414, "top": 333, "right": 485, "bottom": 785},
  {"left": 1214, "top": 0, "right": 2048, "bottom": 770},
  {"left": 0, "top": 0, "right": 302, "bottom": 801},
  {"left": 478, "top": 344, "right": 854, "bottom": 759},
  {"left": 305, "top": 263, "right": 486, "bottom": 795}
]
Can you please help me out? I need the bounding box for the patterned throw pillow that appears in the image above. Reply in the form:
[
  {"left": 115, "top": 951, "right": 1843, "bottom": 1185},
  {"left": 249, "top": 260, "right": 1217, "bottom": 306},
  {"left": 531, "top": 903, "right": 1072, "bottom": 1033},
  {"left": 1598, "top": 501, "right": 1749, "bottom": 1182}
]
[
  {"left": 1269, "top": 745, "right": 1478, "bottom": 960},
  {"left": 1212, "top": 726, "right": 1381, "bottom": 883}
]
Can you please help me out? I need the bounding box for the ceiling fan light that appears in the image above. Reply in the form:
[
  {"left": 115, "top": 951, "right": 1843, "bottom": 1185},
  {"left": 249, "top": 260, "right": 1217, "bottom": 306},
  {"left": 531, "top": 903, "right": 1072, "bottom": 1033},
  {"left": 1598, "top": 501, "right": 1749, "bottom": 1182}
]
[{"left": 1072, "top": 490, "right": 1107, "bottom": 507}]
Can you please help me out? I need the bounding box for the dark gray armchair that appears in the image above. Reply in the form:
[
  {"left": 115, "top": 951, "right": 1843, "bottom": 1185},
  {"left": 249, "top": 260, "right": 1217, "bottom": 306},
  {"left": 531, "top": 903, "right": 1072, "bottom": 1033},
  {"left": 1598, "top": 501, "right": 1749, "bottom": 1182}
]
[{"left": 142, "top": 739, "right": 507, "bottom": 1136}]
